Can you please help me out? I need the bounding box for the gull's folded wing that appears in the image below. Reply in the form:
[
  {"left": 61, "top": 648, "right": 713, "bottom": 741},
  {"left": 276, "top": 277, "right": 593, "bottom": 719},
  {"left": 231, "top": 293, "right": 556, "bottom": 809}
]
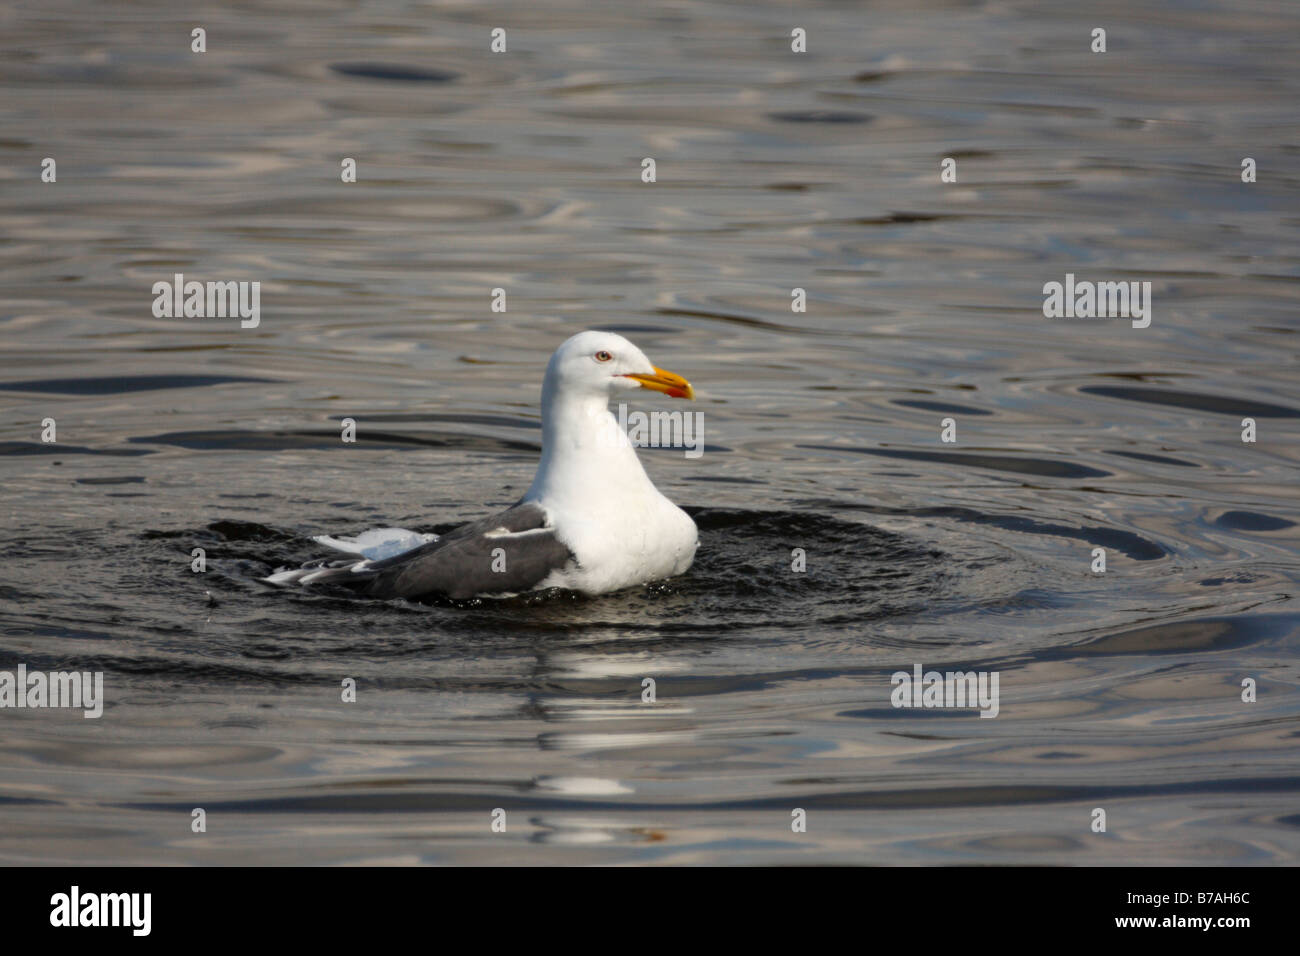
[{"left": 271, "top": 502, "right": 575, "bottom": 600}]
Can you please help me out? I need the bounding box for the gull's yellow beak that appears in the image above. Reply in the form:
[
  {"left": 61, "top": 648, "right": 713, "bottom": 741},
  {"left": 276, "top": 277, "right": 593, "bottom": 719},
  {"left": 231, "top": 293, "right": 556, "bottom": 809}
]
[{"left": 623, "top": 366, "right": 695, "bottom": 400}]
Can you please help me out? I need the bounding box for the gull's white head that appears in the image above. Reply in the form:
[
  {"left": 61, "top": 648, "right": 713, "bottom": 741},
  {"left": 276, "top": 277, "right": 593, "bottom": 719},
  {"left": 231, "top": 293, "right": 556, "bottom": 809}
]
[{"left": 543, "top": 330, "right": 694, "bottom": 402}]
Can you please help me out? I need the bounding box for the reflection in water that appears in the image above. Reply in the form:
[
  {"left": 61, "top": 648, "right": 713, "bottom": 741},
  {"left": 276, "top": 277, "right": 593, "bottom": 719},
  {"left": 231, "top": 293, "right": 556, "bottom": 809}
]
[{"left": 1, "top": 0, "right": 1299, "bottom": 864}]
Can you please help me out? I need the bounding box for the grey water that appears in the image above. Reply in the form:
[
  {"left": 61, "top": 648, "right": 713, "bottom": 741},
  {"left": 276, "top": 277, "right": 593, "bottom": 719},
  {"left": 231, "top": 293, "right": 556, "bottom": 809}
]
[{"left": 1, "top": 0, "right": 1299, "bottom": 864}]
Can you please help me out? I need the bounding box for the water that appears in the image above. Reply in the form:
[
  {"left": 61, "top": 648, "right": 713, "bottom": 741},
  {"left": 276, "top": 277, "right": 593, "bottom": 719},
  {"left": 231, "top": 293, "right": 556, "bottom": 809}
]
[{"left": 2, "top": 0, "right": 1299, "bottom": 865}]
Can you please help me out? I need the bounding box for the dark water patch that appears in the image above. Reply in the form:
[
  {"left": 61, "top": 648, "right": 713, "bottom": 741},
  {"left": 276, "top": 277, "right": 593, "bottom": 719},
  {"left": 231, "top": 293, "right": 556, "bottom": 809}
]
[
  {"left": 330, "top": 413, "right": 539, "bottom": 429},
  {"left": 113, "top": 774, "right": 1300, "bottom": 816},
  {"left": 0, "top": 585, "right": 41, "bottom": 601},
  {"left": 0, "top": 795, "right": 58, "bottom": 808},
  {"left": 0, "top": 442, "right": 151, "bottom": 457},
  {"left": 655, "top": 306, "right": 846, "bottom": 334},
  {"left": 145, "top": 520, "right": 303, "bottom": 547},
  {"left": 329, "top": 63, "right": 459, "bottom": 83},
  {"left": 810, "top": 498, "right": 1165, "bottom": 560},
  {"left": 838, "top": 707, "right": 988, "bottom": 720},
  {"left": 0, "top": 374, "right": 277, "bottom": 394},
  {"left": 1080, "top": 386, "right": 1300, "bottom": 418},
  {"left": 74, "top": 475, "right": 146, "bottom": 485},
  {"left": 1105, "top": 449, "right": 1198, "bottom": 467},
  {"left": 639, "top": 442, "right": 730, "bottom": 454},
  {"left": 937, "top": 509, "right": 1162, "bottom": 560},
  {"left": 1212, "top": 510, "right": 1295, "bottom": 532},
  {"left": 1071, "top": 613, "right": 1300, "bottom": 657},
  {"left": 767, "top": 110, "right": 872, "bottom": 124},
  {"left": 1091, "top": 372, "right": 1196, "bottom": 382},
  {"left": 801, "top": 445, "right": 1110, "bottom": 480},
  {"left": 659, "top": 508, "right": 945, "bottom": 624},
  {"left": 852, "top": 212, "right": 956, "bottom": 225}
]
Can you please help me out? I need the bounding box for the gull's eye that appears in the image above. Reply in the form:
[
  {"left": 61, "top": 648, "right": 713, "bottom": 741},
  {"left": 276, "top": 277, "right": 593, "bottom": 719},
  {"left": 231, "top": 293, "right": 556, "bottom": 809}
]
[{"left": 594, "top": 350, "right": 613, "bottom": 362}]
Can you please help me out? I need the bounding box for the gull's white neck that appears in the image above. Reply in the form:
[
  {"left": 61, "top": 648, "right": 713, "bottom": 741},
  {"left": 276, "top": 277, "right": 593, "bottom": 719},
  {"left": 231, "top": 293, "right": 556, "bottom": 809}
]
[{"left": 523, "top": 385, "right": 658, "bottom": 512}]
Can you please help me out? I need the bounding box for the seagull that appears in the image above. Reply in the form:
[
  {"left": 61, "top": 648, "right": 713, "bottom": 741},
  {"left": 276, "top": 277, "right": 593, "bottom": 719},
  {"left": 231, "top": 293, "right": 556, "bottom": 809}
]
[{"left": 264, "top": 330, "right": 699, "bottom": 600}]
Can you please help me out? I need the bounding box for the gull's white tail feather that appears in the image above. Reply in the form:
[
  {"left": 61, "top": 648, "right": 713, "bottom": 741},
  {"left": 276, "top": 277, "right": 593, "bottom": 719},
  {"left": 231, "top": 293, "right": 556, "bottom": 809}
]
[
  {"left": 312, "top": 528, "right": 438, "bottom": 560},
  {"left": 262, "top": 528, "right": 437, "bottom": 586}
]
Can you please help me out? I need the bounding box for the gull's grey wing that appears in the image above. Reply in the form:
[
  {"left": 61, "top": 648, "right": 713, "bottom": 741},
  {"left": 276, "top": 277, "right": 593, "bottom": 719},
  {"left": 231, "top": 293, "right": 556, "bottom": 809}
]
[{"left": 303, "top": 502, "right": 575, "bottom": 600}]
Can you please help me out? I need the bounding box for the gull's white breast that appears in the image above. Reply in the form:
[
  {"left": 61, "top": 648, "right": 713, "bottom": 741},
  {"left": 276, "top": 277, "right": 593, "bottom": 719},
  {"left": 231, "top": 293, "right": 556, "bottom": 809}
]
[{"left": 537, "top": 491, "right": 697, "bottom": 595}]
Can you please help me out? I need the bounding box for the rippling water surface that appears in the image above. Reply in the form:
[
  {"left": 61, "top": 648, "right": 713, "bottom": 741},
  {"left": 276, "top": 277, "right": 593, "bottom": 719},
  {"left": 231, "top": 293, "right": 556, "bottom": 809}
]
[{"left": 2, "top": 0, "right": 1299, "bottom": 864}]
